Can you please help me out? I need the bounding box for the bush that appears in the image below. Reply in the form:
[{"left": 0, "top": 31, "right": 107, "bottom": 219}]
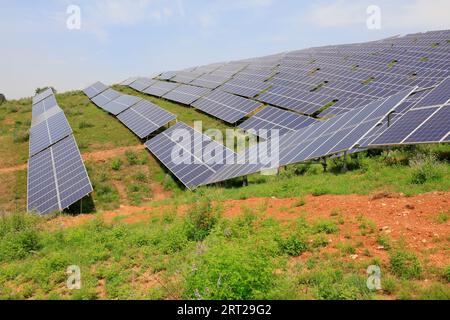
[
  {"left": 443, "top": 265, "right": 450, "bottom": 282},
  {"left": 184, "top": 199, "right": 220, "bottom": 242},
  {"left": 111, "top": 159, "right": 122, "bottom": 171},
  {"left": 390, "top": 250, "right": 422, "bottom": 279},
  {"left": 409, "top": 154, "right": 444, "bottom": 184},
  {"left": 184, "top": 242, "right": 275, "bottom": 299},
  {"left": 13, "top": 130, "right": 29, "bottom": 143},
  {"left": 78, "top": 121, "right": 94, "bottom": 129},
  {"left": 0, "top": 213, "right": 42, "bottom": 261},
  {"left": 125, "top": 151, "right": 139, "bottom": 166},
  {"left": 312, "top": 219, "right": 338, "bottom": 234},
  {"left": 279, "top": 235, "right": 308, "bottom": 256}
]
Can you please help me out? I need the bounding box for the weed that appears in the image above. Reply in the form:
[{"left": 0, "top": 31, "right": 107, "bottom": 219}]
[
  {"left": 125, "top": 151, "right": 139, "bottom": 166},
  {"left": 436, "top": 211, "right": 449, "bottom": 224},
  {"left": 279, "top": 235, "right": 308, "bottom": 256},
  {"left": 184, "top": 199, "right": 221, "bottom": 242},
  {"left": 389, "top": 249, "right": 422, "bottom": 280},
  {"left": 78, "top": 121, "right": 95, "bottom": 129},
  {"left": 111, "top": 159, "right": 122, "bottom": 171},
  {"left": 409, "top": 154, "right": 444, "bottom": 184},
  {"left": 312, "top": 219, "right": 338, "bottom": 234}
]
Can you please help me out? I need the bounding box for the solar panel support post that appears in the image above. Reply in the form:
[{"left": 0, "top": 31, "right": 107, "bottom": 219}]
[
  {"left": 243, "top": 176, "right": 249, "bottom": 187},
  {"left": 321, "top": 157, "right": 328, "bottom": 173},
  {"left": 341, "top": 152, "right": 348, "bottom": 173}
]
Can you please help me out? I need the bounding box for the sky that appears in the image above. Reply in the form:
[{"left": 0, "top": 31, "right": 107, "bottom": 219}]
[{"left": 1, "top": 0, "right": 450, "bottom": 99}]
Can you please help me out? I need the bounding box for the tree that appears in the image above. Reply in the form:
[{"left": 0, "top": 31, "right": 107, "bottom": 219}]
[{"left": 35, "top": 87, "right": 57, "bottom": 95}]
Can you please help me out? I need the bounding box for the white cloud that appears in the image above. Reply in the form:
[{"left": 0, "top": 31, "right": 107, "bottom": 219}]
[{"left": 305, "top": 0, "right": 450, "bottom": 30}]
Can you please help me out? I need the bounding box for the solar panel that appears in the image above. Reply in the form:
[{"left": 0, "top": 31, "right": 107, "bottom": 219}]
[
  {"left": 257, "top": 86, "right": 335, "bottom": 115},
  {"left": 145, "top": 122, "right": 236, "bottom": 189},
  {"left": 83, "top": 82, "right": 108, "bottom": 99},
  {"left": 413, "top": 77, "right": 450, "bottom": 108},
  {"left": 120, "top": 77, "right": 139, "bottom": 86},
  {"left": 163, "top": 84, "right": 211, "bottom": 105},
  {"left": 159, "top": 71, "right": 177, "bottom": 80},
  {"left": 117, "top": 100, "right": 176, "bottom": 139},
  {"left": 191, "top": 90, "right": 262, "bottom": 123},
  {"left": 32, "top": 95, "right": 58, "bottom": 119},
  {"left": 220, "top": 78, "right": 271, "bottom": 98},
  {"left": 32, "top": 88, "right": 54, "bottom": 105},
  {"left": 129, "top": 78, "right": 157, "bottom": 92},
  {"left": 171, "top": 71, "right": 202, "bottom": 84},
  {"left": 190, "top": 74, "right": 230, "bottom": 89},
  {"left": 29, "top": 110, "right": 73, "bottom": 157},
  {"left": 239, "top": 106, "right": 319, "bottom": 138},
  {"left": 91, "top": 88, "right": 121, "bottom": 107},
  {"left": 27, "top": 135, "right": 93, "bottom": 215},
  {"left": 143, "top": 80, "right": 180, "bottom": 97},
  {"left": 102, "top": 94, "right": 142, "bottom": 115}
]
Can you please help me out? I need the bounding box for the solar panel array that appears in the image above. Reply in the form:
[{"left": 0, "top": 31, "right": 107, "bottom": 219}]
[
  {"left": 83, "top": 82, "right": 176, "bottom": 139},
  {"left": 191, "top": 90, "right": 262, "bottom": 124},
  {"left": 27, "top": 90, "right": 93, "bottom": 215},
  {"left": 116, "top": 30, "right": 449, "bottom": 188}
]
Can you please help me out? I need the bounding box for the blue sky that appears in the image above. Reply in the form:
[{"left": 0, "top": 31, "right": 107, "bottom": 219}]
[{"left": 1, "top": 0, "right": 449, "bottom": 99}]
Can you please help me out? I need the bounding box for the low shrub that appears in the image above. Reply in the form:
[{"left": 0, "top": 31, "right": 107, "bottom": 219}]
[
  {"left": 390, "top": 249, "right": 422, "bottom": 279},
  {"left": 111, "top": 159, "right": 122, "bottom": 171},
  {"left": 409, "top": 154, "right": 445, "bottom": 184}
]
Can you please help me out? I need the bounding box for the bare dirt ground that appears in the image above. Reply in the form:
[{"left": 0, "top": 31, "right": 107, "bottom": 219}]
[{"left": 48, "top": 191, "right": 450, "bottom": 266}]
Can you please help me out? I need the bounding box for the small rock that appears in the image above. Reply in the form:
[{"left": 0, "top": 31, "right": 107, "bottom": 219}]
[
  {"left": 405, "top": 204, "right": 415, "bottom": 210},
  {"left": 422, "top": 239, "right": 427, "bottom": 244},
  {"left": 377, "top": 246, "right": 385, "bottom": 250},
  {"left": 350, "top": 254, "right": 358, "bottom": 260}
]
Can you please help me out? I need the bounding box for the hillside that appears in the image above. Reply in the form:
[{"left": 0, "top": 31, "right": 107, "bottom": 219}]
[{"left": 0, "top": 89, "right": 449, "bottom": 300}]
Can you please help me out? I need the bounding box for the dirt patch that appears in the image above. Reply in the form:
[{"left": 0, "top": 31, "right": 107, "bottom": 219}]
[
  {"left": 0, "top": 163, "right": 27, "bottom": 174},
  {"left": 83, "top": 145, "right": 145, "bottom": 162},
  {"left": 151, "top": 183, "right": 172, "bottom": 201}
]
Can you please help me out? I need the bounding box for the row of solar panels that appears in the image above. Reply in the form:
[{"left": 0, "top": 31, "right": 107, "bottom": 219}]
[
  {"left": 105, "top": 76, "right": 449, "bottom": 190},
  {"left": 28, "top": 89, "right": 93, "bottom": 215},
  {"left": 83, "top": 82, "right": 176, "bottom": 139},
  {"left": 122, "top": 76, "right": 321, "bottom": 139}
]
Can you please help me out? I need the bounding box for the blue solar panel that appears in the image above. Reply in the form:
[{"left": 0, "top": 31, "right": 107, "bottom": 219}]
[
  {"left": 32, "top": 95, "right": 57, "bottom": 119},
  {"left": 413, "top": 77, "right": 450, "bottom": 108},
  {"left": 190, "top": 74, "right": 230, "bottom": 89},
  {"left": 117, "top": 100, "right": 176, "bottom": 139},
  {"left": 404, "top": 105, "right": 450, "bottom": 143},
  {"left": 143, "top": 80, "right": 180, "bottom": 97},
  {"left": 220, "top": 78, "right": 270, "bottom": 98},
  {"left": 239, "top": 106, "right": 318, "bottom": 138},
  {"left": 91, "top": 89, "right": 121, "bottom": 107},
  {"left": 163, "top": 85, "right": 211, "bottom": 105},
  {"left": 83, "top": 82, "right": 108, "bottom": 99},
  {"left": 29, "top": 111, "right": 73, "bottom": 157},
  {"left": 191, "top": 90, "right": 262, "bottom": 123},
  {"left": 145, "top": 122, "right": 236, "bottom": 189},
  {"left": 102, "top": 94, "right": 142, "bottom": 115},
  {"left": 129, "top": 78, "right": 157, "bottom": 92},
  {"left": 32, "top": 88, "right": 54, "bottom": 105},
  {"left": 27, "top": 135, "right": 93, "bottom": 215}
]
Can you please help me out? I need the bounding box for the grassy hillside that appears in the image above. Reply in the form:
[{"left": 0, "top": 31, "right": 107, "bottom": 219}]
[{"left": 0, "top": 90, "right": 449, "bottom": 300}]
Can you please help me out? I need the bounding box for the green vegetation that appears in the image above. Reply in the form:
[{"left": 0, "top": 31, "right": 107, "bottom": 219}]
[{"left": 389, "top": 249, "right": 422, "bottom": 280}]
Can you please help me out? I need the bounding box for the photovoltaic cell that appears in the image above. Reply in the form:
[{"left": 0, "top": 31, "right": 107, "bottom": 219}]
[
  {"left": 191, "top": 90, "right": 262, "bottom": 123},
  {"left": 83, "top": 82, "right": 108, "bottom": 99},
  {"left": 404, "top": 105, "right": 450, "bottom": 143},
  {"left": 117, "top": 100, "right": 176, "bottom": 139},
  {"left": 91, "top": 88, "right": 121, "bottom": 107},
  {"left": 163, "top": 85, "right": 211, "bottom": 105},
  {"left": 102, "top": 94, "right": 142, "bottom": 115},
  {"left": 239, "top": 106, "right": 318, "bottom": 138},
  {"left": 143, "top": 80, "right": 180, "bottom": 97},
  {"left": 27, "top": 135, "right": 93, "bottom": 215},
  {"left": 190, "top": 74, "right": 230, "bottom": 89},
  {"left": 145, "top": 122, "right": 236, "bottom": 189}
]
